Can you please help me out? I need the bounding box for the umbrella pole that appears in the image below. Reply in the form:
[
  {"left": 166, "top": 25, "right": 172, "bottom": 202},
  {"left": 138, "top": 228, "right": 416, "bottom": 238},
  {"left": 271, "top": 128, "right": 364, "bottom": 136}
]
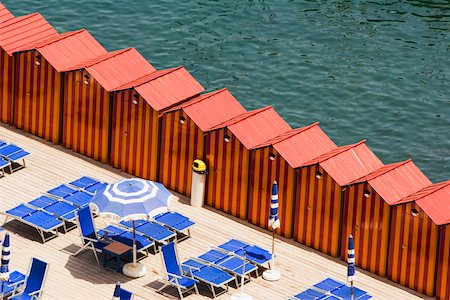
[
  {"left": 351, "top": 280, "right": 354, "bottom": 300},
  {"left": 132, "top": 220, "right": 137, "bottom": 267},
  {"left": 271, "top": 228, "right": 275, "bottom": 270}
]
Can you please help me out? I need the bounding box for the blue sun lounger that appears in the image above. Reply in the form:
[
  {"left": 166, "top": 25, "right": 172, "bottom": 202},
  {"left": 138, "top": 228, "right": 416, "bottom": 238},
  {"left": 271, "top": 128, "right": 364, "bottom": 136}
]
[
  {"left": 197, "top": 249, "right": 258, "bottom": 286},
  {"left": 10, "top": 257, "right": 49, "bottom": 300},
  {"left": 0, "top": 271, "right": 26, "bottom": 298},
  {"left": 120, "top": 220, "right": 176, "bottom": 252},
  {"left": 46, "top": 184, "right": 93, "bottom": 208},
  {"left": 218, "top": 239, "right": 272, "bottom": 269},
  {"left": 0, "top": 140, "right": 6, "bottom": 148},
  {"left": 28, "top": 195, "right": 80, "bottom": 232},
  {"left": 68, "top": 176, "right": 107, "bottom": 195},
  {"left": 98, "top": 225, "right": 154, "bottom": 257},
  {"left": 2, "top": 204, "right": 64, "bottom": 243},
  {"left": 294, "top": 278, "right": 372, "bottom": 300},
  {"left": 0, "top": 157, "right": 11, "bottom": 178},
  {"left": 0, "top": 144, "right": 30, "bottom": 172},
  {"left": 182, "top": 258, "right": 234, "bottom": 298},
  {"left": 155, "top": 211, "right": 195, "bottom": 241}
]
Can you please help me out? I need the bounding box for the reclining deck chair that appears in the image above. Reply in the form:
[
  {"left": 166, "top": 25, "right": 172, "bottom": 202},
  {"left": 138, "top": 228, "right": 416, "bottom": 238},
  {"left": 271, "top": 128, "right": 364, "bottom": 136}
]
[
  {"left": 10, "top": 257, "right": 49, "bottom": 300},
  {"left": 158, "top": 242, "right": 198, "bottom": 299},
  {"left": 73, "top": 206, "right": 109, "bottom": 265}
]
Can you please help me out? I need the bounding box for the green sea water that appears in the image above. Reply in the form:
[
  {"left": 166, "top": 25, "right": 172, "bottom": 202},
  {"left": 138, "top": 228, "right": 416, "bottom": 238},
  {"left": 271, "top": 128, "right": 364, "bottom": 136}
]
[{"left": 4, "top": 0, "right": 449, "bottom": 181}]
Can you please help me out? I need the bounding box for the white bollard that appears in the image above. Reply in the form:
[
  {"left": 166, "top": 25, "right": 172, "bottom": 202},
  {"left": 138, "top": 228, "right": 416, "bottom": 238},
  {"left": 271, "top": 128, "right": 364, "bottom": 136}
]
[{"left": 190, "top": 159, "right": 206, "bottom": 207}]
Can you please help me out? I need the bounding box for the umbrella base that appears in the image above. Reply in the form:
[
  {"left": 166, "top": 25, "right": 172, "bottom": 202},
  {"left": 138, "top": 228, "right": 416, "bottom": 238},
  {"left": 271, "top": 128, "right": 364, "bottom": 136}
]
[
  {"left": 262, "top": 269, "right": 281, "bottom": 281},
  {"left": 230, "top": 292, "right": 253, "bottom": 300},
  {"left": 122, "top": 262, "right": 146, "bottom": 278}
]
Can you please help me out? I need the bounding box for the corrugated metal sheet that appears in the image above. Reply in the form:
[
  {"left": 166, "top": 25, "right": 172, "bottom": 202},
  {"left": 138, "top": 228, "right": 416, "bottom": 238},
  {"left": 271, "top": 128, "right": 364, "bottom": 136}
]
[
  {"left": 0, "top": 13, "right": 57, "bottom": 56},
  {"left": 401, "top": 181, "right": 450, "bottom": 225},
  {"left": 211, "top": 106, "right": 291, "bottom": 149},
  {"left": 166, "top": 88, "right": 247, "bottom": 132},
  {"left": 131, "top": 66, "right": 204, "bottom": 111},
  {"left": 352, "top": 160, "right": 431, "bottom": 205},
  {"left": 388, "top": 203, "right": 438, "bottom": 296},
  {"left": 256, "top": 122, "right": 337, "bottom": 168},
  {"left": 68, "top": 48, "right": 156, "bottom": 91},
  {"left": 0, "top": 48, "right": 13, "bottom": 123},
  {"left": 0, "top": 2, "right": 13, "bottom": 23},
  {"left": 17, "top": 29, "right": 107, "bottom": 72},
  {"left": 304, "top": 140, "right": 383, "bottom": 186},
  {"left": 437, "top": 225, "right": 450, "bottom": 300}
]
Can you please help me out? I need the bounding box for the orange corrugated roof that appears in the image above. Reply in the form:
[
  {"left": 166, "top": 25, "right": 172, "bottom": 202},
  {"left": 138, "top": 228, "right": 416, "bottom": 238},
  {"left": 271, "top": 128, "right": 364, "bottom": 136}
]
[
  {"left": 164, "top": 88, "right": 246, "bottom": 131},
  {"left": 114, "top": 66, "right": 204, "bottom": 111},
  {"left": 254, "top": 122, "right": 337, "bottom": 168},
  {"left": 210, "top": 106, "right": 292, "bottom": 149},
  {"left": 303, "top": 140, "right": 384, "bottom": 186},
  {"left": 0, "top": 13, "right": 58, "bottom": 56},
  {"left": 0, "top": 2, "right": 14, "bottom": 23},
  {"left": 16, "top": 29, "right": 107, "bottom": 72},
  {"left": 399, "top": 181, "right": 450, "bottom": 225},
  {"left": 351, "top": 160, "right": 431, "bottom": 205},
  {"left": 67, "top": 48, "right": 156, "bottom": 91}
]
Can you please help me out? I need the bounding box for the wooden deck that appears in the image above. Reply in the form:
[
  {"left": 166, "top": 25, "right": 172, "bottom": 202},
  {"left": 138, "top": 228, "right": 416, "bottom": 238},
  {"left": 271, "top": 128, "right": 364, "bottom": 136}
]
[{"left": 0, "top": 124, "right": 430, "bottom": 300}]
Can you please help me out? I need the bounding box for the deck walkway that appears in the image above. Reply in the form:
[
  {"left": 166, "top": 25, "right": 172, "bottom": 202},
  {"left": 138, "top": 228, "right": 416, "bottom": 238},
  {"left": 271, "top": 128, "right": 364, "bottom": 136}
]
[{"left": 0, "top": 124, "right": 430, "bottom": 300}]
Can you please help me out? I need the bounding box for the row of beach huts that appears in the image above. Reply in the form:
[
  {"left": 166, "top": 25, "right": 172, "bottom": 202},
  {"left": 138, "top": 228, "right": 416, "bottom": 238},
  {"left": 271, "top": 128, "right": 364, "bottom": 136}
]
[{"left": 0, "top": 3, "right": 449, "bottom": 299}]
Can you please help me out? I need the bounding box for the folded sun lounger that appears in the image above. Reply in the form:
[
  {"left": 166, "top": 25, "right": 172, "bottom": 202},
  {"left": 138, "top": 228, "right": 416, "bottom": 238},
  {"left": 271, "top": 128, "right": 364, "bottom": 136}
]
[
  {"left": 0, "top": 144, "right": 30, "bottom": 172},
  {"left": 2, "top": 204, "right": 64, "bottom": 243},
  {"left": 154, "top": 211, "right": 195, "bottom": 241},
  {"left": 182, "top": 258, "right": 234, "bottom": 298}
]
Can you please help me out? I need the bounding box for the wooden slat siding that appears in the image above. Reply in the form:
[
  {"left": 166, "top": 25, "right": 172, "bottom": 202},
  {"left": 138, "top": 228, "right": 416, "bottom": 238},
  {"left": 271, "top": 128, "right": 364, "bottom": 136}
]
[
  {"left": 388, "top": 203, "right": 439, "bottom": 296},
  {"left": 0, "top": 48, "right": 14, "bottom": 124},
  {"left": 13, "top": 51, "right": 61, "bottom": 143},
  {"left": 63, "top": 70, "right": 110, "bottom": 163},
  {"left": 159, "top": 110, "right": 204, "bottom": 196},
  {"left": 341, "top": 184, "right": 390, "bottom": 276},
  {"left": 205, "top": 128, "right": 249, "bottom": 219},
  {"left": 248, "top": 146, "right": 295, "bottom": 238},
  {"left": 436, "top": 225, "right": 450, "bottom": 300},
  {"left": 110, "top": 90, "right": 158, "bottom": 180},
  {"left": 293, "top": 166, "right": 342, "bottom": 257}
]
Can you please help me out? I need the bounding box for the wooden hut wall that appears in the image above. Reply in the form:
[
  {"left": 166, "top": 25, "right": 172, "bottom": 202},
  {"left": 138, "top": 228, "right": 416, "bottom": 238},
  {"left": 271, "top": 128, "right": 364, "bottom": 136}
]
[
  {"left": 248, "top": 146, "right": 296, "bottom": 238},
  {"left": 293, "top": 165, "right": 343, "bottom": 257},
  {"left": 160, "top": 110, "right": 204, "bottom": 196},
  {"left": 341, "top": 184, "right": 390, "bottom": 276},
  {"left": 14, "top": 50, "right": 61, "bottom": 143},
  {"left": 0, "top": 48, "right": 13, "bottom": 123},
  {"left": 63, "top": 69, "right": 110, "bottom": 163},
  {"left": 436, "top": 225, "right": 450, "bottom": 300},
  {"left": 388, "top": 202, "right": 439, "bottom": 296},
  {"left": 205, "top": 128, "right": 249, "bottom": 219},
  {"left": 110, "top": 90, "right": 159, "bottom": 180}
]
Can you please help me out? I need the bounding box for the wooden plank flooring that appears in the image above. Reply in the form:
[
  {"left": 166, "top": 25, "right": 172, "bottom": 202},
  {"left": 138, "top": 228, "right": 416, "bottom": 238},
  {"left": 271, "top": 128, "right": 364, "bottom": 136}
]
[{"left": 0, "top": 124, "right": 430, "bottom": 300}]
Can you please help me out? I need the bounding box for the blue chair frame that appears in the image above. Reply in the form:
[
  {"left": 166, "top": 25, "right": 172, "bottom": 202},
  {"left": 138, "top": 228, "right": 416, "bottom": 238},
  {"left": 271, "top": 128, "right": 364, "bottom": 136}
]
[{"left": 10, "top": 257, "right": 49, "bottom": 300}]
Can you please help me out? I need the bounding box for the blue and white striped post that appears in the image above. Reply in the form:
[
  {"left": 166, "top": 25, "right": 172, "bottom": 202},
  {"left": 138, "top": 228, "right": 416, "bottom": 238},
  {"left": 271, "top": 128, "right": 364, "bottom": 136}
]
[
  {"left": 0, "top": 233, "right": 10, "bottom": 300},
  {"left": 348, "top": 235, "right": 356, "bottom": 300},
  {"left": 263, "top": 181, "right": 282, "bottom": 281}
]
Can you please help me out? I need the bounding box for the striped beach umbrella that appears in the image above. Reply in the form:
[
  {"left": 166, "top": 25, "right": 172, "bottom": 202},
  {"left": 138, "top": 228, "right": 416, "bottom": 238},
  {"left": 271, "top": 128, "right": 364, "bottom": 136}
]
[
  {"left": 0, "top": 233, "right": 10, "bottom": 296},
  {"left": 91, "top": 178, "right": 177, "bottom": 277},
  {"left": 268, "top": 181, "right": 280, "bottom": 230},
  {"left": 348, "top": 235, "right": 356, "bottom": 300},
  {"left": 112, "top": 282, "right": 120, "bottom": 300}
]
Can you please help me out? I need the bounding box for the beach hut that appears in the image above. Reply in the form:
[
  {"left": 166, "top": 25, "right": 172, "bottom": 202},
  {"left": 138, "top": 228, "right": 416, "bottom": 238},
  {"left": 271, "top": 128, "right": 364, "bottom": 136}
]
[
  {"left": 341, "top": 160, "right": 431, "bottom": 277},
  {"left": 159, "top": 88, "right": 246, "bottom": 195},
  {"left": 0, "top": 13, "right": 57, "bottom": 124},
  {"left": 13, "top": 30, "right": 106, "bottom": 143},
  {"left": 62, "top": 48, "right": 156, "bottom": 163},
  {"left": 388, "top": 181, "right": 450, "bottom": 298},
  {"left": 293, "top": 140, "right": 383, "bottom": 257},
  {"left": 205, "top": 106, "right": 291, "bottom": 219},
  {"left": 110, "top": 66, "right": 204, "bottom": 181},
  {"left": 248, "top": 122, "right": 336, "bottom": 238},
  {"left": 0, "top": 3, "right": 13, "bottom": 23}
]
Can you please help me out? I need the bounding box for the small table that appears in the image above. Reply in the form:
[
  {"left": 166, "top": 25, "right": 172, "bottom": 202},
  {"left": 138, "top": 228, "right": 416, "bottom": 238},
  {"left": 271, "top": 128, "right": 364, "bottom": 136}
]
[{"left": 102, "top": 241, "right": 132, "bottom": 272}]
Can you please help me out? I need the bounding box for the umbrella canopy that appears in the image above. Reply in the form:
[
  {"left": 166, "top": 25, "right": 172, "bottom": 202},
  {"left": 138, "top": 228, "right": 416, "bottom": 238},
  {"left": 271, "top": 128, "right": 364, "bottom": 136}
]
[
  {"left": 90, "top": 178, "right": 177, "bottom": 221},
  {"left": 112, "top": 282, "right": 120, "bottom": 300},
  {"left": 0, "top": 233, "right": 10, "bottom": 281},
  {"left": 347, "top": 235, "right": 356, "bottom": 281},
  {"left": 268, "top": 181, "right": 280, "bottom": 230}
]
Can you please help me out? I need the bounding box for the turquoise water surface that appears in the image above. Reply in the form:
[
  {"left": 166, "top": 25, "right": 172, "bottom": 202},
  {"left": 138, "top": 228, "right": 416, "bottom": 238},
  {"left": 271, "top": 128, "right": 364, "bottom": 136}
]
[{"left": 4, "top": 0, "right": 449, "bottom": 181}]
